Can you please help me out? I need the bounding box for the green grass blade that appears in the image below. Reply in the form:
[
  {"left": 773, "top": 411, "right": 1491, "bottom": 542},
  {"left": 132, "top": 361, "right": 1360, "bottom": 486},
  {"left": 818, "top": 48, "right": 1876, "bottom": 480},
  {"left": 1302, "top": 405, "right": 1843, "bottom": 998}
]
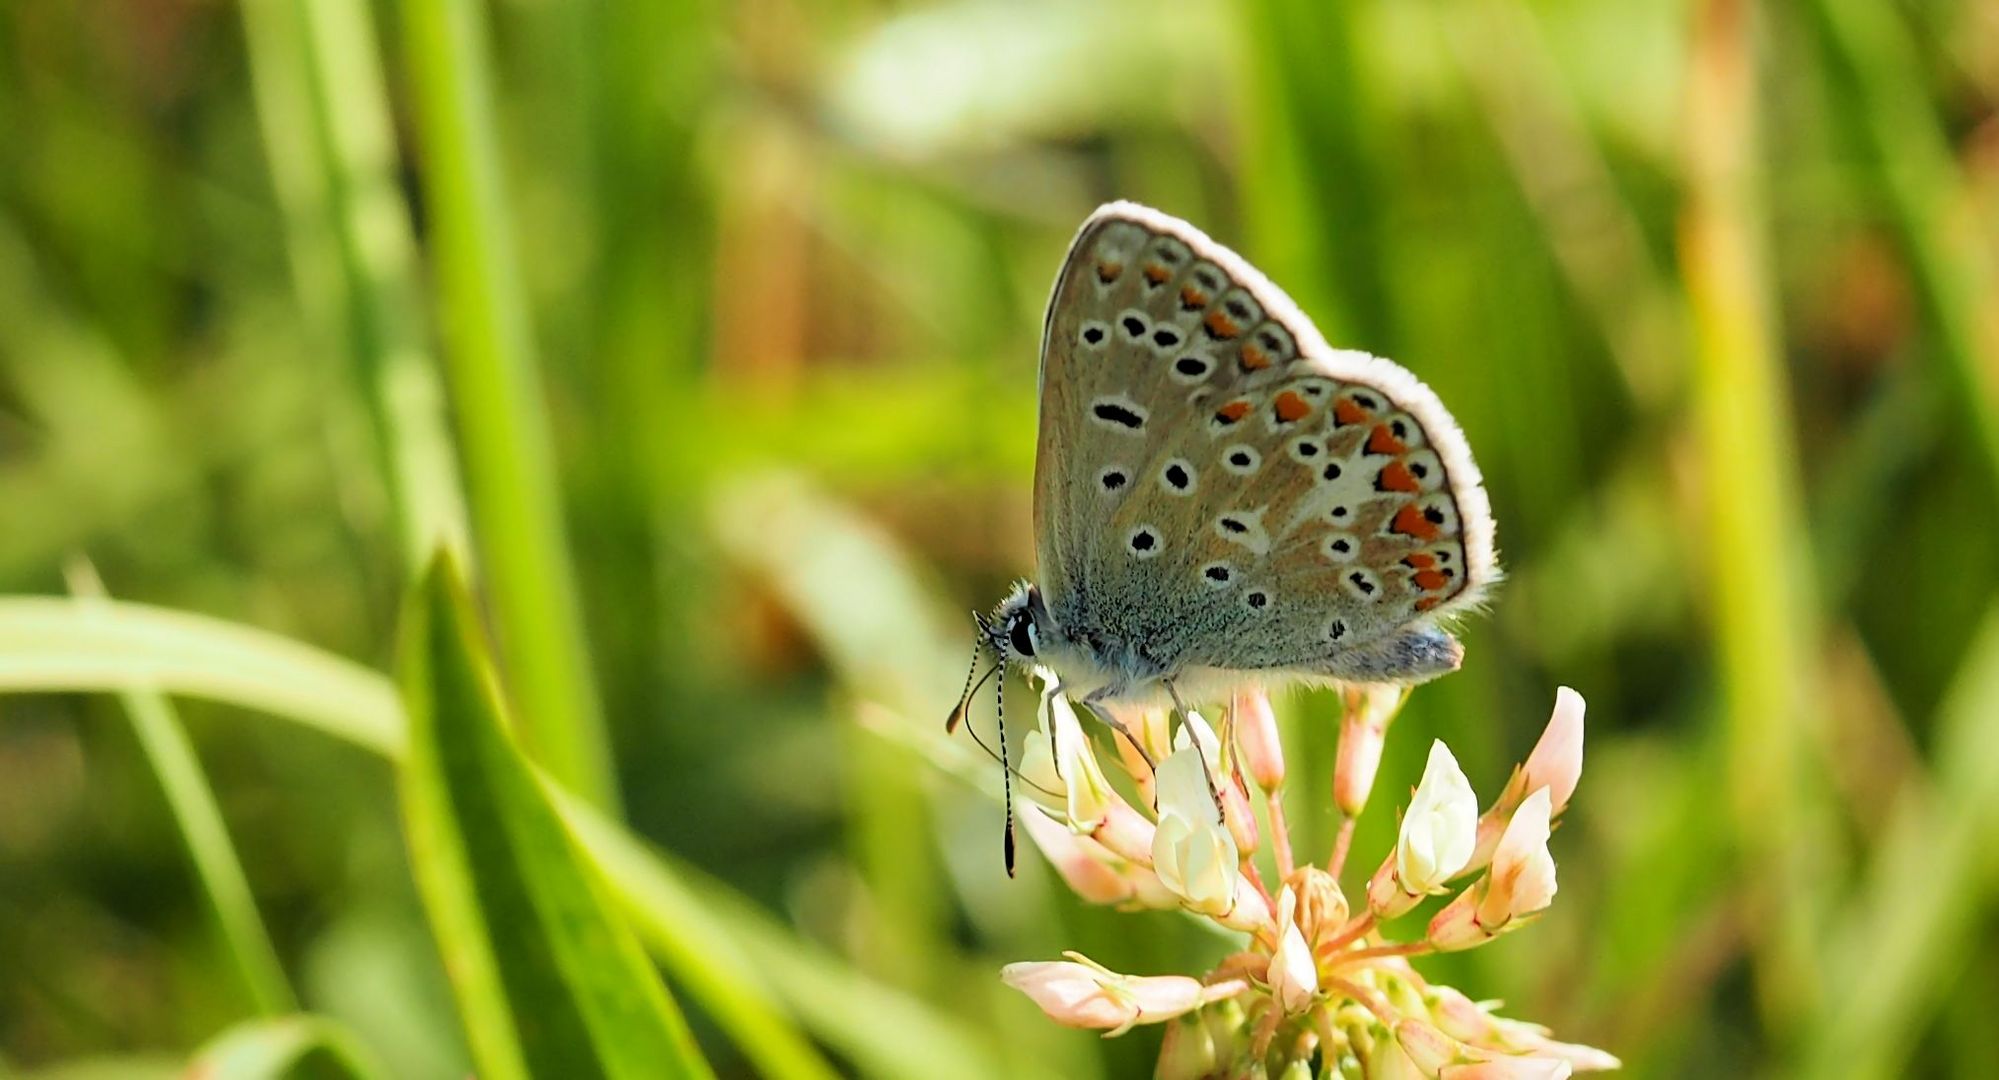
[
  {"left": 1802, "top": 0, "right": 1999, "bottom": 491},
  {"left": 1238, "top": 0, "right": 1393, "bottom": 349},
  {"left": 1801, "top": 603, "right": 1999, "bottom": 1077},
  {"left": 0, "top": 597, "right": 402, "bottom": 756},
  {"left": 60, "top": 563, "right": 296, "bottom": 1018},
  {"left": 396, "top": 553, "right": 710, "bottom": 1080},
  {"left": 239, "top": 0, "right": 473, "bottom": 569},
  {"left": 399, "top": 0, "right": 616, "bottom": 808},
  {"left": 185, "top": 1015, "right": 387, "bottom": 1080}
]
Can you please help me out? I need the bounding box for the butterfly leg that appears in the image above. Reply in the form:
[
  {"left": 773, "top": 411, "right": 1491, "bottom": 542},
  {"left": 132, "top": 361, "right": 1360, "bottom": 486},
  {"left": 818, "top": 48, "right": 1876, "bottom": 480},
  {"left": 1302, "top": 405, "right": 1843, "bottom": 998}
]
[
  {"left": 1323, "top": 626, "right": 1464, "bottom": 685},
  {"left": 1080, "top": 702, "right": 1158, "bottom": 775}
]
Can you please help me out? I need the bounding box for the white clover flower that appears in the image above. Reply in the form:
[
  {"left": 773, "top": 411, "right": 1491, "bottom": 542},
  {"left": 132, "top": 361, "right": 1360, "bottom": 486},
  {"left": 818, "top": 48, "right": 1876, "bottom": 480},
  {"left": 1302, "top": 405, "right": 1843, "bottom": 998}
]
[
  {"left": 1150, "top": 743, "right": 1238, "bottom": 916},
  {"left": 1269, "top": 885, "right": 1319, "bottom": 1014}
]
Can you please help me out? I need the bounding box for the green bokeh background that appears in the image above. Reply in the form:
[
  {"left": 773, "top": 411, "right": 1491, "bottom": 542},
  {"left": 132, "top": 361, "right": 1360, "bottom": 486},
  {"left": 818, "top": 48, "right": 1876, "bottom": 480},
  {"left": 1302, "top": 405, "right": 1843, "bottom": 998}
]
[{"left": 3, "top": 0, "right": 1998, "bottom": 1076}]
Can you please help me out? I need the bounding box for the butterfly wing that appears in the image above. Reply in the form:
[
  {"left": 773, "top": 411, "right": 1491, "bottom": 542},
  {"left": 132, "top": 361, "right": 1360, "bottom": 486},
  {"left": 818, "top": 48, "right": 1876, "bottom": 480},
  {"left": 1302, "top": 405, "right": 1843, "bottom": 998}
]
[{"left": 1032, "top": 202, "right": 1496, "bottom": 690}]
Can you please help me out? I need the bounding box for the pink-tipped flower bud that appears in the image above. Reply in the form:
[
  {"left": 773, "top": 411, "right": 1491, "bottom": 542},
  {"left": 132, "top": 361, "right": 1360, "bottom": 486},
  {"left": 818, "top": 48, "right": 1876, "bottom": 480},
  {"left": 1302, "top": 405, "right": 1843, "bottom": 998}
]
[
  {"left": 1395, "top": 1019, "right": 1467, "bottom": 1073},
  {"left": 1017, "top": 803, "right": 1141, "bottom": 906},
  {"left": 1424, "top": 986, "right": 1616, "bottom": 1070},
  {"left": 1232, "top": 689, "right": 1285, "bottom": 791},
  {"left": 1335, "top": 684, "right": 1407, "bottom": 816},
  {"left": 1428, "top": 789, "right": 1558, "bottom": 951},
  {"left": 1477, "top": 788, "right": 1557, "bottom": 928},
  {"left": 1180, "top": 709, "right": 1259, "bottom": 856},
  {"left": 1471, "top": 688, "right": 1587, "bottom": 869},
  {"left": 1524, "top": 688, "right": 1585, "bottom": 813},
  {"left": 1396, "top": 1020, "right": 1575, "bottom": 1078},
  {"left": 1442, "top": 1060, "right": 1574, "bottom": 1079},
  {"left": 1001, "top": 954, "right": 1217, "bottom": 1036},
  {"left": 1363, "top": 1029, "right": 1430, "bottom": 1080},
  {"left": 1222, "top": 774, "right": 1260, "bottom": 858},
  {"left": 1104, "top": 702, "right": 1169, "bottom": 803}
]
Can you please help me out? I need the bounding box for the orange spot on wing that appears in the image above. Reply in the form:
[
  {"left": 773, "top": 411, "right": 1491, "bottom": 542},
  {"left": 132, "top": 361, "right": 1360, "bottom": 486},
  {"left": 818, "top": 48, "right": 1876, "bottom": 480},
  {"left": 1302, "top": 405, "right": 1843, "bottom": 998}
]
[
  {"left": 1367, "top": 424, "right": 1409, "bottom": 457},
  {"left": 1180, "top": 285, "right": 1209, "bottom": 310},
  {"left": 1204, "top": 310, "right": 1241, "bottom": 339},
  {"left": 1334, "top": 398, "right": 1372, "bottom": 426},
  {"left": 1412, "top": 569, "right": 1450, "bottom": 592},
  {"left": 1096, "top": 260, "right": 1123, "bottom": 283},
  {"left": 1391, "top": 504, "right": 1442, "bottom": 541},
  {"left": 1241, "top": 343, "right": 1273, "bottom": 371},
  {"left": 1415, "top": 595, "right": 1441, "bottom": 612},
  {"left": 1143, "top": 263, "right": 1171, "bottom": 285},
  {"left": 1273, "top": 390, "right": 1311, "bottom": 422},
  {"left": 1377, "top": 461, "right": 1420, "bottom": 493},
  {"left": 1215, "top": 400, "right": 1253, "bottom": 424},
  {"left": 1403, "top": 552, "right": 1437, "bottom": 570}
]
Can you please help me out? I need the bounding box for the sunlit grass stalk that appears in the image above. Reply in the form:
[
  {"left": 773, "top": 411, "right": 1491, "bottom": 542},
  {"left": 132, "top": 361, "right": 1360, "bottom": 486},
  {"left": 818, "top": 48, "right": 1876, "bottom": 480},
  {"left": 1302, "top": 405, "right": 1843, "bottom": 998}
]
[
  {"left": 62, "top": 560, "right": 296, "bottom": 1018},
  {"left": 1432, "top": 0, "right": 1683, "bottom": 412},
  {"left": 1804, "top": 604, "right": 1999, "bottom": 1078},
  {"left": 1238, "top": 0, "right": 1393, "bottom": 350},
  {"left": 400, "top": 0, "right": 617, "bottom": 809},
  {"left": 1681, "top": 0, "right": 1825, "bottom": 1030},
  {"left": 239, "top": 0, "right": 472, "bottom": 571},
  {"left": 1801, "top": 0, "right": 1999, "bottom": 491}
]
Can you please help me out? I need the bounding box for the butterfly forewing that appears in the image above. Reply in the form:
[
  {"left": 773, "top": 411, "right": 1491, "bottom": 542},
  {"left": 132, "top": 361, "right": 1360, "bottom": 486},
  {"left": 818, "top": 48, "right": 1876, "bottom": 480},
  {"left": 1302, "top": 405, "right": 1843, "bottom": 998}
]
[{"left": 1033, "top": 202, "right": 1495, "bottom": 682}]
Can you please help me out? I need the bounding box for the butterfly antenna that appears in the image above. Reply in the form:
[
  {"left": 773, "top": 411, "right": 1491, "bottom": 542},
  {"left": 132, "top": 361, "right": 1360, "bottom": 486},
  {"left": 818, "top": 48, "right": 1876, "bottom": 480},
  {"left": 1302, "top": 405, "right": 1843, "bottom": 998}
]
[
  {"left": 995, "top": 640, "right": 1016, "bottom": 877},
  {"left": 946, "top": 618, "right": 987, "bottom": 733}
]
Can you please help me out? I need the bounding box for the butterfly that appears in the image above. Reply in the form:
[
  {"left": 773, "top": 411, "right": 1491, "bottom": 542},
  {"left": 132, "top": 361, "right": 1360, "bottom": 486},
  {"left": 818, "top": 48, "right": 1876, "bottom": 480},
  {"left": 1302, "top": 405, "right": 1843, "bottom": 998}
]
[{"left": 950, "top": 202, "right": 1498, "bottom": 868}]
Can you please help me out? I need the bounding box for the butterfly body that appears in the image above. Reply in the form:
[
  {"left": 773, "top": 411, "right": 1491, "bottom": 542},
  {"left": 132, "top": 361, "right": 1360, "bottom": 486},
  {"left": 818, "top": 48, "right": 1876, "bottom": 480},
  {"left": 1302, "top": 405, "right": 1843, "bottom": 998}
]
[{"left": 989, "top": 202, "right": 1497, "bottom": 706}]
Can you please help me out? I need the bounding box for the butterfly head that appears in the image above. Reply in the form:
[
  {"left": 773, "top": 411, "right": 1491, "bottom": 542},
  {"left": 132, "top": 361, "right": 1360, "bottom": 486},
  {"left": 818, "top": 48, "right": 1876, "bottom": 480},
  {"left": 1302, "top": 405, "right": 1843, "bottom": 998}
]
[{"left": 983, "top": 581, "right": 1045, "bottom": 666}]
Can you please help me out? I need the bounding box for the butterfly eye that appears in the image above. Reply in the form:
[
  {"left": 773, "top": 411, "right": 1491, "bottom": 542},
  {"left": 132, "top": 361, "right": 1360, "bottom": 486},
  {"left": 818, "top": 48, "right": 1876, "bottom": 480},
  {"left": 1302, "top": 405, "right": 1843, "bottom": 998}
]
[
  {"left": 1125, "top": 525, "right": 1163, "bottom": 559},
  {"left": 1326, "top": 618, "right": 1349, "bottom": 642},
  {"left": 1242, "top": 590, "right": 1271, "bottom": 611},
  {"left": 1200, "top": 562, "right": 1234, "bottom": 588},
  {"left": 1097, "top": 466, "right": 1130, "bottom": 493},
  {"left": 1117, "top": 310, "right": 1151, "bottom": 340},
  {"left": 1159, "top": 459, "right": 1196, "bottom": 495},
  {"left": 1079, "top": 321, "right": 1109, "bottom": 348},
  {"left": 1008, "top": 615, "right": 1037, "bottom": 657},
  {"left": 1322, "top": 534, "right": 1358, "bottom": 563}
]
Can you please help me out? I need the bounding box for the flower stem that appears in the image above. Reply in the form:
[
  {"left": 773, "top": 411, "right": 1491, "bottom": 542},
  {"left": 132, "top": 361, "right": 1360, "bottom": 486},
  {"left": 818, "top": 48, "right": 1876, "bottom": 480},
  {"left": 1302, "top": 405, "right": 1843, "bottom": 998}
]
[
  {"left": 1244, "top": 860, "right": 1280, "bottom": 919},
  {"left": 1316, "top": 912, "right": 1376, "bottom": 956},
  {"left": 1330, "top": 941, "right": 1432, "bottom": 968},
  {"left": 1327, "top": 816, "right": 1357, "bottom": 880},
  {"left": 1268, "top": 786, "right": 1296, "bottom": 881},
  {"left": 1325, "top": 975, "right": 1399, "bottom": 1027}
]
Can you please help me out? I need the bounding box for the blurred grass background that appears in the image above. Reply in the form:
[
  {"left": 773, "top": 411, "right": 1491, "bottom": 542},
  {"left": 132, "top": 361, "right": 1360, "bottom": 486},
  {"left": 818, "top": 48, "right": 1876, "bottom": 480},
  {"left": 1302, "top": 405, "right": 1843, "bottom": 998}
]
[{"left": 2, "top": 0, "right": 1998, "bottom": 1076}]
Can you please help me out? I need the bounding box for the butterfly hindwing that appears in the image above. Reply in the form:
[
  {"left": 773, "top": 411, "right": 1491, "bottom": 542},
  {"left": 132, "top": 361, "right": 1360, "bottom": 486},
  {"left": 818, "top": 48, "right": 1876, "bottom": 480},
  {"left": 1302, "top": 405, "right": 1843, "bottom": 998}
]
[{"left": 1033, "top": 202, "right": 1496, "bottom": 685}]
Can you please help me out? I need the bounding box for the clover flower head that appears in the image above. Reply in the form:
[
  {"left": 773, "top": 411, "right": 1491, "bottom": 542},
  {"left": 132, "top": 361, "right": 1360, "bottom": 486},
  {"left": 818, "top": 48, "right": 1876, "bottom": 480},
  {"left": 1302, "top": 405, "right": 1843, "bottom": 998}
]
[{"left": 995, "top": 682, "right": 1613, "bottom": 1075}]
